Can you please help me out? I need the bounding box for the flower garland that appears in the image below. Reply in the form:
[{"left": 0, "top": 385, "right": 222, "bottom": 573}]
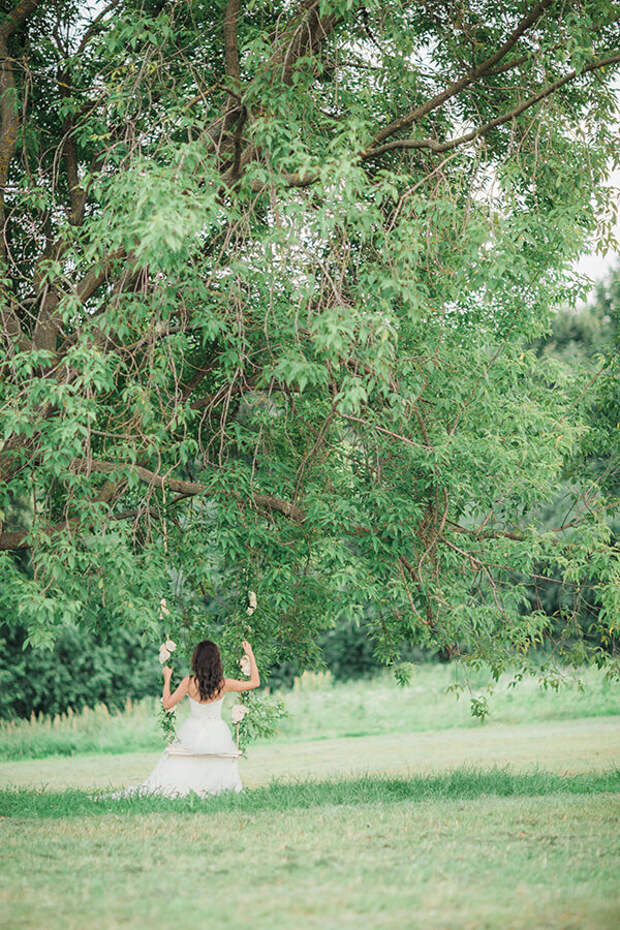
[{"left": 158, "top": 598, "right": 177, "bottom": 742}]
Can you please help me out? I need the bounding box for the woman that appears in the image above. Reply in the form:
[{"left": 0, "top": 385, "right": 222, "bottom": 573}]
[{"left": 126, "top": 639, "right": 259, "bottom": 798}]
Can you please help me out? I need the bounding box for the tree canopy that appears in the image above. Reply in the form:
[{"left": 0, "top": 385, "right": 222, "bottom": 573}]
[{"left": 1, "top": 0, "right": 618, "bottom": 680}]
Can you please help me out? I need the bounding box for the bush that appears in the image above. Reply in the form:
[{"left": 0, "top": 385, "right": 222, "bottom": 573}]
[
  {"left": 0, "top": 623, "right": 161, "bottom": 720},
  {"left": 265, "top": 616, "right": 434, "bottom": 689},
  {"left": 1, "top": 614, "right": 436, "bottom": 718}
]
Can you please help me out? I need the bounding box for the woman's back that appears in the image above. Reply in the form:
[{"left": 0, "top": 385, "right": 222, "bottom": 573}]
[
  {"left": 187, "top": 694, "right": 225, "bottom": 720},
  {"left": 186, "top": 672, "right": 226, "bottom": 703}
]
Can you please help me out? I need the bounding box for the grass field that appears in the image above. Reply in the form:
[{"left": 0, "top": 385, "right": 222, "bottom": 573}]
[
  {"left": 1, "top": 666, "right": 619, "bottom": 929},
  {"left": 2, "top": 784, "right": 618, "bottom": 929},
  {"left": 1, "top": 662, "right": 618, "bottom": 761},
  {"left": 1, "top": 715, "right": 618, "bottom": 791}
]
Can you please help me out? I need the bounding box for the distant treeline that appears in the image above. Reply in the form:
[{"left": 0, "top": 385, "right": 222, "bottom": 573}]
[{"left": 0, "top": 615, "right": 431, "bottom": 720}]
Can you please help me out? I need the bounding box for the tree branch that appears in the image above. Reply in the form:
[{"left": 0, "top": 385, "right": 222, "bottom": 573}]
[
  {"left": 218, "top": 0, "right": 344, "bottom": 185},
  {"left": 0, "top": 478, "right": 120, "bottom": 551},
  {"left": 72, "top": 459, "right": 305, "bottom": 522},
  {"left": 366, "top": 51, "right": 620, "bottom": 158},
  {"left": 446, "top": 516, "right": 587, "bottom": 543},
  {"left": 1, "top": 300, "right": 30, "bottom": 351},
  {"left": 342, "top": 414, "right": 432, "bottom": 449},
  {"left": 279, "top": 0, "right": 342, "bottom": 86},
  {"left": 73, "top": 248, "right": 126, "bottom": 304},
  {"left": 0, "top": 2, "right": 42, "bottom": 246},
  {"left": 223, "top": 0, "right": 241, "bottom": 84},
  {"left": 63, "top": 131, "right": 86, "bottom": 225},
  {"left": 0, "top": 457, "right": 305, "bottom": 550},
  {"left": 0, "top": 0, "right": 41, "bottom": 39},
  {"left": 364, "top": 0, "right": 556, "bottom": 154},
  {"left": 76, "top": 0, "right": 122, "bottom": 55}
]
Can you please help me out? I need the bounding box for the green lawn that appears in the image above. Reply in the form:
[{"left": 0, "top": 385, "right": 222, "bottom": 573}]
[
  {"left": 1, "top": 668, "right": 618, "bottom": 929},
  {"left": 2, "top": 788, "right": 618, "bottom": 930},
  {"left": 1, "top": 715, "right": 619, "bottom": 791}
]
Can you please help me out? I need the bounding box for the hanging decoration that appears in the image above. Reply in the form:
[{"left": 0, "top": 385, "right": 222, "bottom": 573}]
[
  {"left": 159, "top": 638, "right": 177, "bottom": 664},
  {"left": 157, "top": 597, "right": 177, "bottom": 742}
]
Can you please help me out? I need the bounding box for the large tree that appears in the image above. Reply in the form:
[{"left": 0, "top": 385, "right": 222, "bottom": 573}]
[{"left": 1, "top": 0, "right": 618, "bottom": 679}]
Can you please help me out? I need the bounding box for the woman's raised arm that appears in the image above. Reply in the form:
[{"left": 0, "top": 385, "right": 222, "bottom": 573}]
[{"left": 224, "top": 640, "right": 260, "bottom": 692}]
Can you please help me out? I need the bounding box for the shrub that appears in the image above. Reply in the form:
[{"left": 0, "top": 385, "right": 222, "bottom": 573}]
[{"left": 0, "top": 623, "right": 161, "bottom": 720}]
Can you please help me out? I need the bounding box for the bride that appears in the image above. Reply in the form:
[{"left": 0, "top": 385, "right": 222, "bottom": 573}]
[{"left": 125, "top": 639, "right": 259, "bottom": 798}]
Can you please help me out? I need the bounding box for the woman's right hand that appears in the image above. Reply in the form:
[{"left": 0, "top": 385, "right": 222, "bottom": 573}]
[{"left": 242, "top": 640, "right": 253, "bottom": 655}]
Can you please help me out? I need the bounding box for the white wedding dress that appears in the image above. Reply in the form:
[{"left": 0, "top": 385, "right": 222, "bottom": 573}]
[{"left": 121, "top": 695, "right": 242, "bottom": 798}]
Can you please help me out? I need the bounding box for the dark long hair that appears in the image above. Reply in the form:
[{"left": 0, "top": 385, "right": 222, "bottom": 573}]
[{"left": 190, "top": 640, "right": 224, "bottom": 701}]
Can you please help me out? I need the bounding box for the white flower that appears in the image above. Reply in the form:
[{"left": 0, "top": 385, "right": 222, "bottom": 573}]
[
  {"left": 247, "top": 606, "right": 255, "bottom": 616},
  {"left": 160, "top": 598, "right": 170, "bottom": 616},
  {"left": 231, "top": 704, "right": 249, "bottom": 724},
  {"left": 248, "top": 590, "right": 257, "bottom": 609},
  {"left": 158, "top": 639, "right": 176, "bottom": 663},
  {"left": 240, "top": 655, "right": 251, "bottom": 677}
]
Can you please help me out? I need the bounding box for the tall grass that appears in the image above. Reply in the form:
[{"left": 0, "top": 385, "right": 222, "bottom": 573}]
[
  {"left": 0, "top": 697, "right": 164, "bottom": 761},
  {"left": 276, "top": 663, "right": 620, "bottom": 741},
  {"left": 1, "top": 663, "right": 618, "bottom": 762},
  {"left": 2, "top": 766, "right": 618, "bottom": 819}
]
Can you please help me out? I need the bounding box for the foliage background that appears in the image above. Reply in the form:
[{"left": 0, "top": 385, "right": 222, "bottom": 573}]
[
  {"left": 0, "top": 0, "right": 619, "bottom": 691},
  {"left": 2, "top": 267, "right": 618, "bottom": 720}
]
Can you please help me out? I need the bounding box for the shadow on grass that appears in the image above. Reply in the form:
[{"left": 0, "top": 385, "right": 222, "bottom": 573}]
[{"left": 1, "top": 766, "right": 619, "bottom": 819}]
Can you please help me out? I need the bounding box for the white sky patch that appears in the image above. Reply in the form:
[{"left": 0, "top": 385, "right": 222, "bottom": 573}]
[{"left": 573, "top": 165, "right": 620, "bottom": 296}]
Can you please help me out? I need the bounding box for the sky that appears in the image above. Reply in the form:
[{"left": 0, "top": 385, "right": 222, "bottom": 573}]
[
  {"left": 573, "top": 165, "right": 620, "bottom": 297},
  {"left": 573, "top": 70, "right": 620, "bottom": 297}
]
